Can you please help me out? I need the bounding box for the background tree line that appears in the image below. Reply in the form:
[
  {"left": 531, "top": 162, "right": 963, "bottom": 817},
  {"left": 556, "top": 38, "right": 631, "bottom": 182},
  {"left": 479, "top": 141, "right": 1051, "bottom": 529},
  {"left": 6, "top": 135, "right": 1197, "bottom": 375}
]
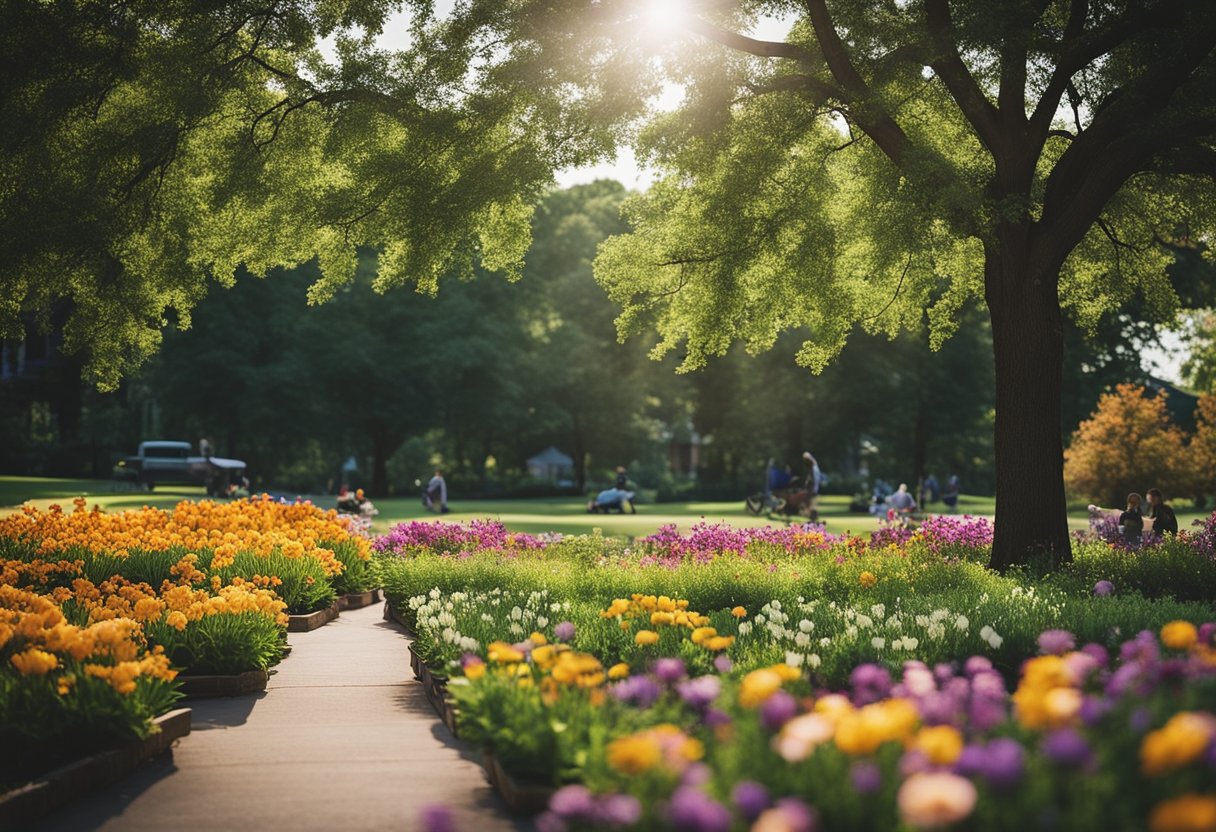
[{"left": 3, "top": 181, "right": 1204, "bottom": 501}]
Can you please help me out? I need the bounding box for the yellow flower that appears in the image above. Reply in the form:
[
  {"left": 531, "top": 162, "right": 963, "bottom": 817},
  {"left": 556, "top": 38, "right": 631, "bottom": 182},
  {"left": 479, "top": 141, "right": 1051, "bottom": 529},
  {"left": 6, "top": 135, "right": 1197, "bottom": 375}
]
[
  {"left": 487, "top": 641, "right": 525, "bottom": 663},
  {"left": 731, "top": 606, "right": 747, "bottom": 618},
  {"left": 835, "top": 699, "right": 920, "bottom": 756},
  {"left": 915, "top": 725, "right": 965, "bottom": 765},
  {"left": 690, "top": 626, "right": 717, "bottom": 645},
  {"left": 11, "top": 648, "right": 58, "bottom": 675},
  {"left": 650, "top": 611, "right": 675, "bottom": 627},
  {"left": 635, "top": 629, "right": 659, "bottom": 646},
  {"left": 739, "top": 668, "right": 784, "bottom": 708},
  {"left": 165, "top": 610, "right": 188, "bottom": 631},
  {"left": 1043, "top": 687, "right": 1084, "bottom": 726},
  {"left": 1141, "top": 713, "right": 1216, "bottom": 776},
  {"left": 859, "top": 571, "right": 877, "bottom": 588},
  {"left": 464, "top": 661, "right": 486, "bottom": 681},
  {"left": 1161, "top": 621, "right": 1199, "bottom": 651},
  {"left": 704, "top": 635, "right": 735, "bottom": 652},
  {"left": 1149, "top": 794, "right": 1216, "bottom": 832},
  {"left": 606, "top": 734, "right": 662, "bottom": 775},
  {"left": 608, "top": 662, "right": 631, "bottom": 680},
  {"left": 530, "top": 632, "right": 548, "bottom": 646}
]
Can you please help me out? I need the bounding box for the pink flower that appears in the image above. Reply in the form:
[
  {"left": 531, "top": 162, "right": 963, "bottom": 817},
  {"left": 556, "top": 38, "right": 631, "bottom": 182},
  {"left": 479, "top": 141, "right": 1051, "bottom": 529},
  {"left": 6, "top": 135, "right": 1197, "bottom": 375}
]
[{"left": 897, "top": 772, "right": 978, "bottom": 828}]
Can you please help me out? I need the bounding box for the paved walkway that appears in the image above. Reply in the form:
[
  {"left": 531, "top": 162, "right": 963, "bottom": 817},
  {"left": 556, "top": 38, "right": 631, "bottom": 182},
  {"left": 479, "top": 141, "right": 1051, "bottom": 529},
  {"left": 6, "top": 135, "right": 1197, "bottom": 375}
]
[{"left": 34, "top": 604, "right": 529, "bottom": 832}]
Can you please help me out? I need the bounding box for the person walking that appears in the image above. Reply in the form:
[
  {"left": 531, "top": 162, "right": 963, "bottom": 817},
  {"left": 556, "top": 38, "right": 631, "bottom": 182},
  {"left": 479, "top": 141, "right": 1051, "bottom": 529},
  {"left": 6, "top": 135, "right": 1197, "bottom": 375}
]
[
  {"left": 802, "top": 452, "right": 823, "bottom": 521},
  {"left": 425, "top": 469, "right": 449, "bottom": 514},
  {"left": 1119, "top": 493, "right": 1145, "bottom": 548},
  {"left": 1146, "top": 488, "right": 1179, "bottom": 535}
]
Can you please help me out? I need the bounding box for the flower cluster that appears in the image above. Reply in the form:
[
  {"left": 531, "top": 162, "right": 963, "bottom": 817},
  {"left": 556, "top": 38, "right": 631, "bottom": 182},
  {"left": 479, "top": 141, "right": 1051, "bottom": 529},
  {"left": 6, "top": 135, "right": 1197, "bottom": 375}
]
[{"left": 374, "top": 519, "right": 550, "bottom": 557}]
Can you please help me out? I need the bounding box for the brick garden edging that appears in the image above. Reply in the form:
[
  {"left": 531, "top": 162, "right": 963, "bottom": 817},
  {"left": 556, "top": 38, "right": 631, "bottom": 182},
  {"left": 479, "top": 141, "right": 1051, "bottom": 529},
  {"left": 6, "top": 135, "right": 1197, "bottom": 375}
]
[{"left": 0, "top": 708, "right": 192, "bottom": 828}]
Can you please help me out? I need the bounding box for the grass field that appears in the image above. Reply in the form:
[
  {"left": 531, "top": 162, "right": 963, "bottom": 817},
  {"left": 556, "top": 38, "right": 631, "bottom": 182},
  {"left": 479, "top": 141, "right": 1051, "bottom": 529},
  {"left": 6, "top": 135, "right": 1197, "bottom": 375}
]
[{"left": 3, "top": 476, "right": 1207, "bottom": 538}]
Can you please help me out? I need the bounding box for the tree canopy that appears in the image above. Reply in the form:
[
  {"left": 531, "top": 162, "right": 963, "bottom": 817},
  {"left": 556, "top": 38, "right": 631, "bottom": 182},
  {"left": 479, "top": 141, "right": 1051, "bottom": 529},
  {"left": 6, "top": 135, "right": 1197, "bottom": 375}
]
[{"left": 4, "top": 1, "right": 1216, "bottom": 567}]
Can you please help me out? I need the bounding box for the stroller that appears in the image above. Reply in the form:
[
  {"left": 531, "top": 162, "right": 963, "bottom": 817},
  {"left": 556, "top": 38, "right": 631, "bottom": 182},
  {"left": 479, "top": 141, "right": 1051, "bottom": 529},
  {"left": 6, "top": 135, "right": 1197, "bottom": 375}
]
[{"left": 746, "top": 458, "right": 818, "bottom": 520}]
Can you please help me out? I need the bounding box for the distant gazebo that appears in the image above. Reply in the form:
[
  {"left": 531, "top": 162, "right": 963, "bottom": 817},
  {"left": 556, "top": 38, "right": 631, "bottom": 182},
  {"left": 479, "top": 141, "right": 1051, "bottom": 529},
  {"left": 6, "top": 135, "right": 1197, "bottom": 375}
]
[{"left": 527, "top": 447, "right": 574, "bottom": 484}]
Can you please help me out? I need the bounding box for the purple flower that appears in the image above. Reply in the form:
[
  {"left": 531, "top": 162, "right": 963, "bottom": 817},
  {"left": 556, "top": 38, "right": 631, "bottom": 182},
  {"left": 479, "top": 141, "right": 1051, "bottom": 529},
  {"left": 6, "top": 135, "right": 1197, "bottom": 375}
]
[
  {"left": 655, "top": 658, "right": 687, "bottom": 684},
  {"left": 1080, "top": 643, "right": 1110, "bottom": 667},
  {"left": 963, "top": 656, "right": 993, "bottom": 677},
  {"left": 850, "top": 663, "right": 893, "bottom": 706},
  {"left": 1129, "top": 707, "right": 1153, "bottom": 734},
  {"left": 554, "top": 621, "right": 576, "bottom": 642},
  {"left": 703, "top": 707, "right": 732, "bottom": 728},
  {"left": 954, "top": 744, "right": 987, "bottom": 778},
  {"left": 1079, "top": 696, "right": 1110, "bottom": 727},
  {"left": 682, "top": 762, "right": 713, "bottom": 787},
  {"left": 981, "top": 738, "right": 1025, "bottom": 789},
  {"left": 760, "top": 690, "right": 798, "bottom": 731},
  {"left": 677, "top": 676, "right": 721, "bottom": 710},
  {"left": 1038, "top": 629, "right": 1076, "bottom": 656},
  {"left": 535, "top": 812, "right": 568, "bottom": 832},
  {"left": 594, "top": 794, "right": 642, "bottom": 826},
  {"left": 772, "top": 798, "right": 819, "bottom": 832},
  {"left": 612, "top": 676, "right": 662, "bottom": 709},
  {"left": 1093, "top": 580, "right": 1114, "bottom": 597},
  {"left": 1199, "top": 622, "right": 1216, "bottom": 645},
  {"left": 732, "top": 781, "right": 771, "bottom": 821},
  {"left": 899, "top": 749, "right": 931, "bottom": 777},
  {"left": 549, "top": 785, "right": 596, "bottom": 819},
  {"left": 668, "top": 787, "right": 732, "bottom": 832},
  {"left": 1042, "top": 728, "right": 1092, "bottom": 768},
  {"left": 420, "top": 805, "right": 456, "bottom": 832},
  {"left": 850, "top": 761, "right": 882, "bottom": 794},
  {"left": 968, "top": 696, "right": 1007, "bottom": 732},
  {"left": 713, "top": 654, "right": 733, "bottom": 674}
]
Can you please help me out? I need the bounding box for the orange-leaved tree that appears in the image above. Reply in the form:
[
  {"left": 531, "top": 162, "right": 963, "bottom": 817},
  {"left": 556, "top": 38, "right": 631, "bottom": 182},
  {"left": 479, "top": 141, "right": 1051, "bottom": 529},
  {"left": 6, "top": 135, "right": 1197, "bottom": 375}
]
[
  {"left": 1191, "top": 394, "right": 1216, "bottom": 507},
  {"left": 1064, "top": 384, "right": 1191, "bottom": 509}
]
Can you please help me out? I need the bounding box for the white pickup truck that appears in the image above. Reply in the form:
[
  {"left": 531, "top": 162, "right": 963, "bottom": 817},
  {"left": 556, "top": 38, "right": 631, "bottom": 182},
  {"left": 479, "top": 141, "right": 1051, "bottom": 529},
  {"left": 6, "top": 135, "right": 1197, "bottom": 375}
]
[{"left": 118, "top": 441, "right": 246, "bottom": 495}]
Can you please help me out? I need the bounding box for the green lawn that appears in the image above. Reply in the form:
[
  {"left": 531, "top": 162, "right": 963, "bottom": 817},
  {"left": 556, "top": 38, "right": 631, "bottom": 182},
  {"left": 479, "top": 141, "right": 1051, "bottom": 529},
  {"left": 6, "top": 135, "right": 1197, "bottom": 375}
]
[{"left": 6, "top": 475, "right": 1203, "bottom": 539}]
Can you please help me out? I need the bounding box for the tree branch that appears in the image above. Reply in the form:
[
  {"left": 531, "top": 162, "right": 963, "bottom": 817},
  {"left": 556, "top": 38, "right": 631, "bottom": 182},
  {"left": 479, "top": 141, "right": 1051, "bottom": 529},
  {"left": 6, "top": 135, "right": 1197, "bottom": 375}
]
[
  {"left": 685, "top": 18, "right": 817, "bottom": 64},
  {"left": 742, "top": 74, "right": 841, "bottom": 104},
  {"left": 924, "top": 0, "right": 1003, "bottom": 152},
  {"left": 803, "top": 0, "right": 912, "bottom": 167}
]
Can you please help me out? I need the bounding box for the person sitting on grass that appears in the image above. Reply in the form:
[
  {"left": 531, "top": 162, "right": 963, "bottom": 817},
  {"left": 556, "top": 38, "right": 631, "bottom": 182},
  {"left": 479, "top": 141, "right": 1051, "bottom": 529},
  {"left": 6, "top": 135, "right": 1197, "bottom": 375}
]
[
  {"left": 1119, "top": 492, "right": 1145, "bottom": 549},
  {"left": 587, "top": 487, "right": 635, "bottom": 514},
  {"left": 1146, "top": 488, "right": 1179, "bottom": 535},
  {"left": 888, "top": 483, "right": 918, "bottom": 515}
]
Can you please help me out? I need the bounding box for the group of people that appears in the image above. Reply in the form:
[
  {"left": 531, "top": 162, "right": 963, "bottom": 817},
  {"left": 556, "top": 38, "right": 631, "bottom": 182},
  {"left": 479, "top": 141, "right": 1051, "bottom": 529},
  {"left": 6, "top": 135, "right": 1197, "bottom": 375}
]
[{"left": 1111, "top": 488, "right": 1179, "bottom": 547}]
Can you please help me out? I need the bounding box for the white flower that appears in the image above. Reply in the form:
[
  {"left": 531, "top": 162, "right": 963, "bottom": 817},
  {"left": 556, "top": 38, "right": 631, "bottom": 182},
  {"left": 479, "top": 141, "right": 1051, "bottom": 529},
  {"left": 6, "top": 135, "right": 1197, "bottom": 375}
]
[
  {"left": 754, "top": 614, "right": 767, "bottom": 626},
  {"left": 510, "top": 606, "right": 523, "bottom": 621},
  {"left": 771, "top": 599, "right": 782, "bottom": 611},
  {"left": 481, "top": 613, "right": 493, "bottom": 623},
  {"left": 931, "top": 608, "right": 949, "bottom": 623},
  {"left": 807, "top": 654, "right": 821, "bottom": 669},
  {"left": 460, "top": 637, "right": 479, "bottom": 651},
  {"left": 795, "top": 632, "right": 812, "bottom": 648},
  {"left": 955, "top": 615, "right": 969, "bottom": 632},
  {"left": 738, "top": 622, "right": 753, "bottom": 636},
  {"left": 820, "top": 637, "right": 831, "bottom": 648},
  {"left": 537, "top": 616, "right": 549, "bottom": 629},
  {"left": 871, "top": 637, "right": 886, "bottom": 650},
  {"left": 870, "top": 604, "right": 886, "bottom": 619},
  {"left": 855, "top": 614, "right": 874, "bottom": 629},
  {"left": 785, "top": 651, "right": 804, "bottom": 668},
  {"left": 845, "top": 624, "right": 859, "bottom": 638},
  {"left": 429, "top": 588, "right": 441, "bottom": 599},
  {"left": 902, "top": 636, "right": 919, "bottom": 650},
  {"left": 799, "top": 619, "right": 814, "bottom": 633},
  {"left": 427, "top": 616, "right": 439, "bottom": 629},
  {"left": 508, "top": 622, "right": 524, "bottom": 636}
]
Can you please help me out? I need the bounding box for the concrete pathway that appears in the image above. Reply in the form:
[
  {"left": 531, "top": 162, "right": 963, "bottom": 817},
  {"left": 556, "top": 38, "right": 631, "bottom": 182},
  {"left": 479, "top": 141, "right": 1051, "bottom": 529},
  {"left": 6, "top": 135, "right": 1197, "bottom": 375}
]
[{"left": 34, "top": 604, "right": 529, "bottom": 832}]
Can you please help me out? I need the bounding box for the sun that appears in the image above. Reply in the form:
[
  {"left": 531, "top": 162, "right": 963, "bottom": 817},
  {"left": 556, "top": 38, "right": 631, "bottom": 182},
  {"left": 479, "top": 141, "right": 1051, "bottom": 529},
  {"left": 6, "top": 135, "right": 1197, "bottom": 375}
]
[{"left": 638, "top": 0, "right": 692, "bottom": 37}]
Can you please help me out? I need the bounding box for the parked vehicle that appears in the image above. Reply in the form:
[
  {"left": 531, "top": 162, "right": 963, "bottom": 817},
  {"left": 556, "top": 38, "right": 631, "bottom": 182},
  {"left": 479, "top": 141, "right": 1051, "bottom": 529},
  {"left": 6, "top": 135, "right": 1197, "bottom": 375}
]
[{"left": 116, "top": 441, "right": 246, "bottom": 496}]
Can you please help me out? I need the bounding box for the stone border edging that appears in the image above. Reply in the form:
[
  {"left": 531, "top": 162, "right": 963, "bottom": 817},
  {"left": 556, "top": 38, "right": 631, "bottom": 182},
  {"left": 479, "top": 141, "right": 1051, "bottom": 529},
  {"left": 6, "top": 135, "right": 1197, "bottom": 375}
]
[
  {"left": 287, "top": 601, "right": 340, "bottom": 632},
  {"left": 481, "top": 750, "right": 555, "bottom": 816},
  {"left": 0, "top": 708, "right": 192, "bottom": 828},
  {"left": 178, "top": 669, "right": 270, "bottom": 698},
  {"left": 408, "top": 644, "right": 460, "bottom": 737},
  {"left": 383, "top": 600, "right": 417, "bottom": 636}
]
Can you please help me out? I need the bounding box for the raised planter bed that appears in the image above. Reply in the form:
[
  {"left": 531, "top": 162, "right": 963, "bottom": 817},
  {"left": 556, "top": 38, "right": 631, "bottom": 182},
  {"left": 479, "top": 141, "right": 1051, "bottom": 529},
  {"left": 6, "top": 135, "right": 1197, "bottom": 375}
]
[
  {"left": 0, "top": 708, "right": 192, "bottom": 828},
  {"left": 409, "top": 644, "right": 460, "bottom": 737},
  {"left": 337, "top": 588, "right": 382, "bottom": 610},
  {"left": 178, "top": 669, "right": 269, "bottom": 699},
  {"left": 383, "top": 600, "right": 416, "bottom": 636},
  {"left": 287, "top": 601, "right": 340, "bottom": 632},
  {"left": 482, "top": 750, "right": 555, "bottom": 816}
]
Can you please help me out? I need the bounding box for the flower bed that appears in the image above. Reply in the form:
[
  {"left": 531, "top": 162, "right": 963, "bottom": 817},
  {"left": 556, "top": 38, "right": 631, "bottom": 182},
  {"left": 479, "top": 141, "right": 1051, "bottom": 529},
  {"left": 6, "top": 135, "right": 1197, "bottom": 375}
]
[{"left": 377, "top": 517, "right": 1216, "bottom": 829}]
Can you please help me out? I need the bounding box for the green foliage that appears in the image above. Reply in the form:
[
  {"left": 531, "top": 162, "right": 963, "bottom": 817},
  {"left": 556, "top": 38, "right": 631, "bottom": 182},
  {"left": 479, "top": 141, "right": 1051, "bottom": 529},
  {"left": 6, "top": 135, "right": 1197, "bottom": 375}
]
[
  {"left": 209, "top": 551, "right": 335, "bottom": 614},
  {"left": 144, "top": 612, "right": 285, "bottom": 675},
  {"left": 328, "top": 538, "right": 377, "bottom": 595}
]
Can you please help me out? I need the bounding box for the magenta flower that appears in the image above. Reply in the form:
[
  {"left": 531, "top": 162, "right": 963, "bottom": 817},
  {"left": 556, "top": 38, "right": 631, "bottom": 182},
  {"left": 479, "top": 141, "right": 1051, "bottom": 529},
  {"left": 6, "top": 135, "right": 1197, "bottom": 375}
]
[
  {"left": 1042, "top": 728, "right": 1092, "bottom": 768},
  {"left": 554, "top": 620, "right": 576, "bottom": 642},
  {"left": 732, "top": 781, "right": 770, "bottom": 821},
  {"left": 1038, "top": 629, "right": 1076, "bottom": 656},
  {"left": 1093, "top": 580, "right": 1114, "bottom": 597},
  {"left": 655, "top": 657, "right": 687, "bottom": 684},
  {"left": 760, "top": 690, "right": 798, "bottom": 731}
]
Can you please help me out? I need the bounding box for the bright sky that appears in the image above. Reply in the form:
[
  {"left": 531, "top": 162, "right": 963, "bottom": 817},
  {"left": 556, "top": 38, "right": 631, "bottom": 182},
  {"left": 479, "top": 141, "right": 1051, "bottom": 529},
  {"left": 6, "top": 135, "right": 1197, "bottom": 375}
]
[{"left": 325, "top": 4, "right": 1191, "bottom": 382}]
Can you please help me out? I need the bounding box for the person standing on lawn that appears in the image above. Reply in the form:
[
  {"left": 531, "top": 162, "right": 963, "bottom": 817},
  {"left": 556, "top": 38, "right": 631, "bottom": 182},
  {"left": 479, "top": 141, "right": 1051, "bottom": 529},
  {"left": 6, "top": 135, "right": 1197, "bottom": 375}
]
[
  {"left": 1146, "top": 488, "right": 1179, "bottom": 535},
  {"left": 802, "top": 451, "right": 823, "bottom": 521},
  {"left": 425, "top": 469, "right": 449, "bottom": 514}
]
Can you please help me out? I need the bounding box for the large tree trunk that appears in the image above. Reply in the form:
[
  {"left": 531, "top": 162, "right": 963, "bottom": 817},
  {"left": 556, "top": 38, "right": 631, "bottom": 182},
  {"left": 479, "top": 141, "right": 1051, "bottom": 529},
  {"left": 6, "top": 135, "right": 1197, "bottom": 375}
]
[{"left": 985, "top": 238, "right": 1073, "bottom": 572}]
